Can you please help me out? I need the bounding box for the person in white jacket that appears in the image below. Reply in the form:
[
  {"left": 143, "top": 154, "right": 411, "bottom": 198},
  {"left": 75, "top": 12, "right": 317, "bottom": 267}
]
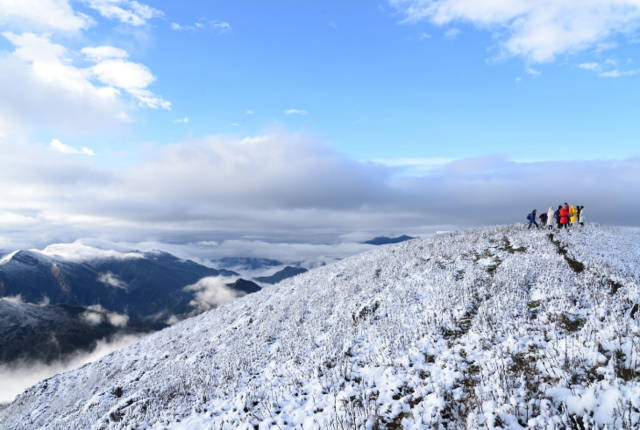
[
  {"left": 546, "top": 207, "right": 555, "bottom": 229},
  {"left": 578, "top": 206, "right": 585, "bottom": 226}
]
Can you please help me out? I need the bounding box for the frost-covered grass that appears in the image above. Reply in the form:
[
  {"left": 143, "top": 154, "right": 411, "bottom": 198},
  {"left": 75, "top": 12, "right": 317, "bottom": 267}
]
[{"left": 1, "top": 224, "right": 639, "bottom": 429}]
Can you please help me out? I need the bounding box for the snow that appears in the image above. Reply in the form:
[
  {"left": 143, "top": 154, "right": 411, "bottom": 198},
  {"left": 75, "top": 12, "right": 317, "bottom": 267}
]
[
  {"left": 0, "top": 250, "right": 19, "bottom": 265},
  {"left": 1, "top": 224, "right": 639, "bottom": 429}
]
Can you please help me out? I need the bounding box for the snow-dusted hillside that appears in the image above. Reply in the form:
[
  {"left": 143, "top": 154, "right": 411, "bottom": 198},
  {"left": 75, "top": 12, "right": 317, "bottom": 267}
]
[{"left": 1, "top": 225, "right": 639, "bottom": 429}]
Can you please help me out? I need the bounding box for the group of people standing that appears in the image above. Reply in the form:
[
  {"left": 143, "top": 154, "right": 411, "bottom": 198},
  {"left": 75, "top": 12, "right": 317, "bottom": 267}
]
[{"left": 527, "top": 203, "right": 585, "bottom": 229}]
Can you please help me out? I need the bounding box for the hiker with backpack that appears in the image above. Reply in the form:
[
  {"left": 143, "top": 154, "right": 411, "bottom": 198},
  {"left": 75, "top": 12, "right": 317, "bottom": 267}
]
[
  {"left": 527, "top": 209, "right": 539, "bottom": 229},
  {"left": 554, "top": 205, "right": 562, "bottom": 228}
]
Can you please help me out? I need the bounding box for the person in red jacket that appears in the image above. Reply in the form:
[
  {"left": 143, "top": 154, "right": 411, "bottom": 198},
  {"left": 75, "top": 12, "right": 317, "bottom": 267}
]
[{"left": 559, "top": 205, "right": 569, "bottom": 228}]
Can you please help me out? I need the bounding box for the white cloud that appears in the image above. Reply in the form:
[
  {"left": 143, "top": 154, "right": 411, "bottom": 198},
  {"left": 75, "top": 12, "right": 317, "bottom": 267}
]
[
  {"left": 246, "top": 109, "right": 254, "bottom": 115},
  {"left": 170, "top": 20, "right": 230, "bottom": 33},
  {"left": 84, "top": 0, "right": 162, "bottom": 26},
  {"left": 284, "top": 108, "right": 308, "bottom": 116},
  {"left": 419, "top": 32, "right": 431, "bottom": 40},
  {"left": 444, "top": 27, "right": 459, "bottom": 39},
  {"left": 577, "top": 60, "right": 639, "bottom": 77},
  {"left": 81, "top": 45, "right": 129, "bottom": 61},
  {"left": 373, "top": 157, "right": 453, "bottom": 175},
  {"left": 183, "top": 277, "right": 242, "bottom": 311},
  {"left": 90, "top": 59, "right": 171, "bottom": 109},
  {"left": 106, "top": 312, "right": 129, "bottom": 327},
  {"left": 98, "top": 272, "right": 128, "bottom": 290},
  {"left": 0, "top": 0, "right": 92, "bottom": 32},
  {"left": 389, "top": 0, "right": 640, "bottom": 63},
  {"left": 82, "top": 305, "right": 130, "bottom": 327},
  {"left": 212, "top": 21, "right": 231, "bottom": 33},
  {"left": 579, "top": 62, "right": 600, "bottom": 71},
  {"left": 173, "top": 117, "right": 189, "bottom": 124},
  {"left": 599, "top": 69, "right": 640, "bottom": 78},
  {"left": 1, "top": 295, "right": 24, "bottom": 304},
  {"left": 38, "top": 240, "right": 144, "bottom": 262},
  {"left": 0, "top": 32, "right": 169, "bottom": 135},
  {"left": 526, "top": 66, "right": 541, "bottom": 77},
  {"left": 49, "top": 139, "right": 95, "bottom": 156},
  {"left": 81, "top": 310, "right": 103, "bottom": 325}
]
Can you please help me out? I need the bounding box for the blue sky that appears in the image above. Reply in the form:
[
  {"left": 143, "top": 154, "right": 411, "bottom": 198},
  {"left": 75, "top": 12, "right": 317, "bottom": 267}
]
[
  {"left": 1, "top": 1, "right": 640, "bottom": 253},
  {"left": 3, "top": 1, "right": 639, "bottom": 163}
]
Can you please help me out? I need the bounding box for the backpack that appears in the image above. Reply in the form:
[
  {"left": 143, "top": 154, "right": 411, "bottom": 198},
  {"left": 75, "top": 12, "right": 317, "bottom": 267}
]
[{"left": 526, "top": 213, "right": 533, "bottom": 221}]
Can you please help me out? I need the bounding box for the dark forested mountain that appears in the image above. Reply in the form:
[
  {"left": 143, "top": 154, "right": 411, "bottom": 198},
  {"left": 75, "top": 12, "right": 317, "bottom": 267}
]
[
  {"left": 0, "top": 299, "right": 163, "bottom": 364},
  {"left": 0, "top": 249, "right": 240, "bottom": 319},
  {"left": 363, "top": 235, "right": 414, "bottom": 245},
  {"left": 0, "top": 245, "right": 261, "bottom": 365},
  {"left": 255, "top": 266, "right": 308, "bottom": 284},
  {"left": 213, "top": 257, "right": 283, "bottom": 272}
]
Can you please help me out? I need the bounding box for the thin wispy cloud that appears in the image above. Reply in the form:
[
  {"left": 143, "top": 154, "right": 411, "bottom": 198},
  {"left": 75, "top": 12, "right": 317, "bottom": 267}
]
[
  {"left": 599, "top": 69, "right": 640, "bottom": 78},
  {"left": 171, "top": 20, "right": 230, "bottom": 33},
  {"left": 444, "top": 27, "right": 459, "bottom": 39},
  {"left": 389, "top": 0, "right": 640, "bottom": 63},
  {"left": 173, "top": 117, "right": 189, "bottom": 124},
  {"left": 577, "top": 60, "right": 639, "bottom": 78},
  {"left": 171, "top": 21, "right": 203, "bottom": 31},
  {"left": 284, "top": 108, "right": 308, "bottom": 116},
  {"left": 212, "top": 21, "right": 231, "bottom": 33},
  {"left": 84, "top": 0, "right": 162, "bottom": 26},
  {"left": 579, "top": 62, "right": 600, "bottom": 71}
]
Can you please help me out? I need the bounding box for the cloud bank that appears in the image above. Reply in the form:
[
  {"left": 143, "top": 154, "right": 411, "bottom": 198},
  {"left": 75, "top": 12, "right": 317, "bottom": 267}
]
[{"left": 0, "top": 131, "right": 639, "bottom": 255}]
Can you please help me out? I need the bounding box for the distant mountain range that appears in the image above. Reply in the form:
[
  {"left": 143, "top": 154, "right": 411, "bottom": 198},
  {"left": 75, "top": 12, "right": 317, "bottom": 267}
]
[
  {"left": 0, "top": 244, "right": 261, "bottom": 364},
  {"left": 255, "top": 266, "right": 308, "bottom": 284},
  {"left": 363, "top": 235, "right": 414, "bottom": 245},
  {"left": 213, "top": 257, "right": 282, "bottom": 272},
  {"left": 0, "top": 248, "right": 240, "bottom": 319}
]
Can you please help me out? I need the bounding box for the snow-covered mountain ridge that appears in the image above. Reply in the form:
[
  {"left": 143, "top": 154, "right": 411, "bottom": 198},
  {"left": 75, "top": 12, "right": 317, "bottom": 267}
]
[{"left": 1, "top": 225, "right": 639, "bottom": 429}]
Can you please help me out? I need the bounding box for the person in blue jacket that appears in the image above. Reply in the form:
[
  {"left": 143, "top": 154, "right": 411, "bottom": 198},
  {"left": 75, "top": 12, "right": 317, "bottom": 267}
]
[{"left": 527, "top": 209, "right": 539, "bottom": 229}]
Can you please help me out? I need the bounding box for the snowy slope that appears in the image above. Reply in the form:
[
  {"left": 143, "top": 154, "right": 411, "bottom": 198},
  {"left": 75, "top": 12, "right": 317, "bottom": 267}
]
[{"left": 1, "top": 225, "right": 639, "bottom": 429}]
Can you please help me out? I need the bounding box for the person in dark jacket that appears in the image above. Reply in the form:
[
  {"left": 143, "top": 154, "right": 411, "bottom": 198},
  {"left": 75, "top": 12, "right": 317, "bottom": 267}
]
[
  {"left": 554, "top": 205, "right": 562, "bottom": 228},
  {"left": 527, "top": 209, "right": 539, "bottom": 229},
  {"left": 539, "top": 212, "right": 548, "bottom": 226}
]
